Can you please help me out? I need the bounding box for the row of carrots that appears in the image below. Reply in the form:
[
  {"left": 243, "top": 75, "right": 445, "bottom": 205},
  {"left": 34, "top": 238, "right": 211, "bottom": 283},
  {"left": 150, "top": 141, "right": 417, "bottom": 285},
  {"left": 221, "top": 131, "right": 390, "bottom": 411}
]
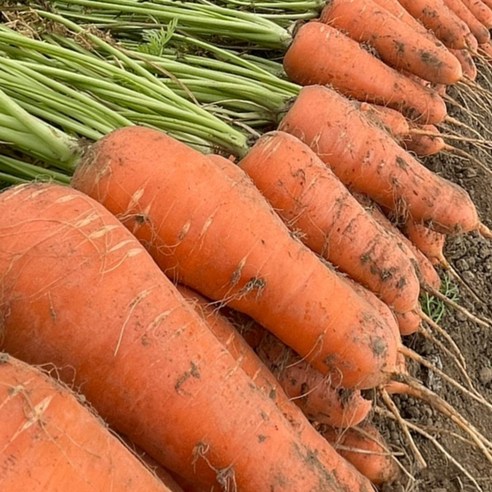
[{"left": 1, "top": 0, "right": 492, "bottom": 490}]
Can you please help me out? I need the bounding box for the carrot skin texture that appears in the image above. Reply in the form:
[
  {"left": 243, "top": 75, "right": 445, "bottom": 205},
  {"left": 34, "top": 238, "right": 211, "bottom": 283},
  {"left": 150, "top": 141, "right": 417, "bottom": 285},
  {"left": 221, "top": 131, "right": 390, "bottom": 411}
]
[
  {"left": 320, "top": 0, "right": 462, "bottom": 84},
  {"left": 279, "top": 85, "right": 480, "bottom": 235},
  {"left": 71, "top": 127, "right": 398, "bottom": 390},
  {"left": 230, "top": 318, "right": 374, "bottom": 429},
  {"left": 283, "top": 22, "right": 448, "bottom": 124},
  {"left": 461, "top": 0, "right": 492, "bottom": 28},
  {"left": 355, "top": 196, "right": 442, "bottom": 291},
  {"left": 371, "top": 0, "right": 430, "bottom": 33},
  {"left": 450, "top": 49, "right": 478, "bottom": 80},
  {"left": 320, "top": 424, "right": 400, "bottom": 485},
  {"left": 398, "top": 0, "right": 473, "bottom": 48},
  {"left": 0, "top": 355, "right": 170, "bottom": 492},
  {"left": 404, "top": 125, "right": 446, "bottom": 156},
  {"left": 238, "top": 131, "right": 420, "bottom": 313},
  {"left": 403, "top": 220, "right": 447, "bottom": 266},
  {"left": 444, "top": 0, "right": 491, "bottom": 44},
  {"left": 358, "top": 103, "right": 410, "bottom": 140},
  {"left": 0, "top": 183, "right": 373, "bottom": 492}
]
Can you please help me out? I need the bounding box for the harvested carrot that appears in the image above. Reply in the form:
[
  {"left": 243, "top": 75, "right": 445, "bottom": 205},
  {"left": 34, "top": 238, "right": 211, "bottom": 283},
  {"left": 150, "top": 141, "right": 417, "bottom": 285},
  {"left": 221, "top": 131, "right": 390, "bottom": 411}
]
[
  {"left": 451, "top": 49, "right": 478, "bottom": 79},
  {"left": 0, "top": 354, "right": 170, "bottom": 492},
  {"left": 395, "top": 309, "right": 423, "bottom": 336},
  {"left": 398, "top": 0, "right": 473, "bottom": 48},
  {"left": 71, "top": 126, "right": 399, "bottom": 390},
  {"left": 320, "top": 0, "right": 462, "bottom": 84},
  {"left": 0, "top": 183, "right": 374, "bottom": 492},
  {"left": 238, "top": 131, "right": 420, "bottom": 313},
  {"left": 372, "top": 0, "right": 431, "bottom": 34},
  {"left": 461, "top": 0, "right": 492, "bottom": 28},
  {"left": 319, "top": 424, "right": 400, "bottom": 485},
  {"left": 444, "top": 0, "right": 491, "bottom": 44},
  {"left": 358, "top": 102, "right": 410, "bottom": 140},
  {"left": 279, "top": 85, "right": 484, "bottom": 235},
  {"left": 282, "top": 22, "right": 448, "bottom": 124},
  {"left": 479, "top": 41, "right": 492, "bottom": 59},
  {"left": 230, "top": 317, "right": 374, "bottom": 428},
  {"left": 354, "top": 195, "right": 442, "bottom": 291},
  {"left": 402, "top": 220, "right": 447, "bottom": 267},
  {"left": 129, "top": 447, "right": 185, "bottom": 492},
  {"left": 404, "top": 124, "right": 446, "bottom": 156}
]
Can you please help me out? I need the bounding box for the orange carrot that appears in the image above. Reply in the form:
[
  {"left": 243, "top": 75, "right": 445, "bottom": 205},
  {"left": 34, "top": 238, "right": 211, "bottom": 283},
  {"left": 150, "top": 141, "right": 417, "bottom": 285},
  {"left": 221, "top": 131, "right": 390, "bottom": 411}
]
[
  {"left": 283, "top": 22, "right": 448, "bottom": 124},
  {"left": 451, "top": 48, "right": 478, "bottom": 79},
  {"left": 71, "top": 126, "right": 399, "bottom": 390},
  {"left": 0, "top": 354, "right": 170, "bottom": 492},
  {"left": 355, "top": 195, "right": 442, "bottom": 290},
  {"left": 279, "top": 85, "right": 484, "bottom": 235},
  {"left": 0, "top": 183, "right": 374, "bottom": 492},
  {"left": 461, "top": 0, "right": 492, "bottom": 28},
  {"left": 402, "top": 220, "right": 447, "bottom": 267},
  {"left": 358, "top": 102, "right": 410, "bottom": 140},
  {"left": 372, "top": 0, "right": 431, "bottom": 34},
  {"left": 253, "top": 331, "right": 374, "bottom": 428},
  {"left": 444, "top": 0, "right": 491, "bottom": 43},
  {"left": 178, "top": 287, "right": 374, "bottom": 429},
  {"left": 238, "top": 131, "right": 420, "bottom": 313},
  {"left": 479, "top": 41, "right": 492, "bottom": 59},
  {"left": 319, "top": 424, "right": 400, "bottom": 485},
  {"left": 404, "top": 124, "right": 446, "bottom": 156},
  {"left": 320, "top": 0, "right": 462, "bottom": 84},
  {"left": 395, "top": 309, "right": 423, "bottom": 336},
  {"left": 129, "top": 447, "right": 185, "bottom": 492},
  {"left": 398, "top": 0, "right": 473, "bottom": 48}
]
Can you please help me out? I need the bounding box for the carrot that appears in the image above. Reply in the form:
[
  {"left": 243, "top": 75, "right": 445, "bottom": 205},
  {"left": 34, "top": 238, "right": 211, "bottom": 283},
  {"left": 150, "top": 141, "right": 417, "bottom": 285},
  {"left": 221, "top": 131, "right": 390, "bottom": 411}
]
[
  {"left": 371, "top": 0, "right": 431, "bottom": 34},
  {"left": 129, "top": 447, "right": 185, "bottom": 492},
  {"left": 451, "top": 48, "right": 479, "bottom": 79},
  {"left": 282, "top": 22, "right": 448, "bottom": 124},
  {"left": 0, "top": 354, "right": 170, "bottom": 492},
  {"left": 178, "top": 286, "right": 373, "bottom": 429},
  {"left": 398, "top": 0, "right": 473, "bottom": 48},
  {"left": 395, "top": 309, "right": 423, "bottom": 336},
  {"left": 479, "top": 41, "right": 492, "bottom": 59},
  {"left": 279, "top": 85, "right": 484, "bottom": 235},
  {"left": 443, "top": 0, "right": 491, "bottom": 44},
  {"left": 355, "top": 195, "right": 442, "bottom": 290},
  {"left": 238, "top": 131, "right": 420, "bottom": 313},
  {"left": 358, "top": 102, "right": 410, "bottom": 140},
  {"left": 403, "top": 124, "right": 446, "bottom": 156},
  {"left": 320, "top": 0, "right": 462, "bottom": 84},
  {"left": 71, "top": 126, "right": 399, "bottom": 390},
  {"left": 319, "top": 424, "right": 400, "bottom": 485},
  {"left": 461, "top": 0, "right": 492, "bottom": 28},
  {"left": 402, "top": 220, "right": 447, "bottom": 267},
  {"left": 0, "top": 183, "right": 375, "bottom": 492}
]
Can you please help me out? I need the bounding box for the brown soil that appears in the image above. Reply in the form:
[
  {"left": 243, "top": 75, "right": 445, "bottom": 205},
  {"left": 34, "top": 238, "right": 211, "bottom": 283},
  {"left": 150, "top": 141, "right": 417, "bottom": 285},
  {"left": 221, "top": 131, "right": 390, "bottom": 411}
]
[{"left": 379, "top": 59, "right": 492, "bottom": 492}]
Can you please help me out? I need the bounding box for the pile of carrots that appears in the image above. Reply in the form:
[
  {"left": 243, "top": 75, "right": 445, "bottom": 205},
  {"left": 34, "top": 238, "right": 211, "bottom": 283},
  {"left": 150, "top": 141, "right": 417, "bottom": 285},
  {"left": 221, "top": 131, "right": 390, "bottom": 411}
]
[{"left": 1, "top": 0, "right": 492, "bottom": 490}]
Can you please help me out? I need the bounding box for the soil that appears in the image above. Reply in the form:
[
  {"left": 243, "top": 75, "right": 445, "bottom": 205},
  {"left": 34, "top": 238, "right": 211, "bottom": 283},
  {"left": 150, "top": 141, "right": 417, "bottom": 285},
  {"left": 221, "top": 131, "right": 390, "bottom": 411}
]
[{"left": 378, "top": 59, "right": 492, "bottom": 492}]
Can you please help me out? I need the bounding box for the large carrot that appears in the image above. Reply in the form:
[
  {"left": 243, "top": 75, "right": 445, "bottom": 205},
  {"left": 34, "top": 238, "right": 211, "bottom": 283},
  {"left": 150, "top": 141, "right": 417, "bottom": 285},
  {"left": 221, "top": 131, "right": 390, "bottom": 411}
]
[
  {"left": 177, "top": 285, "right": 373, "bottom": 429},
  {"left": 0, "top": 183, "right": 374, "bottom": 492},
  {"left": 279, "top": 85, "right": 486, "bottom": 236},
  {"left": 71, "top": 126, "right": 399, "bottom": 390},
  {"left": 398, "top": 0, "right": 474, "bottom": 48},
  {"left": 0, "top": 354, "right": 170, "bottom": 492},
  {"left": 238, "top": 131, "right": 420, "bottom": 313},
  {"left": 283, "top": 22, "right": 448, "bottom": 124},
  {"left": 443, "top": 0, "right": 491, "bottom": 44},
  {"left": 320, "top": 0, "right": 462, "bottom": 84}
]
